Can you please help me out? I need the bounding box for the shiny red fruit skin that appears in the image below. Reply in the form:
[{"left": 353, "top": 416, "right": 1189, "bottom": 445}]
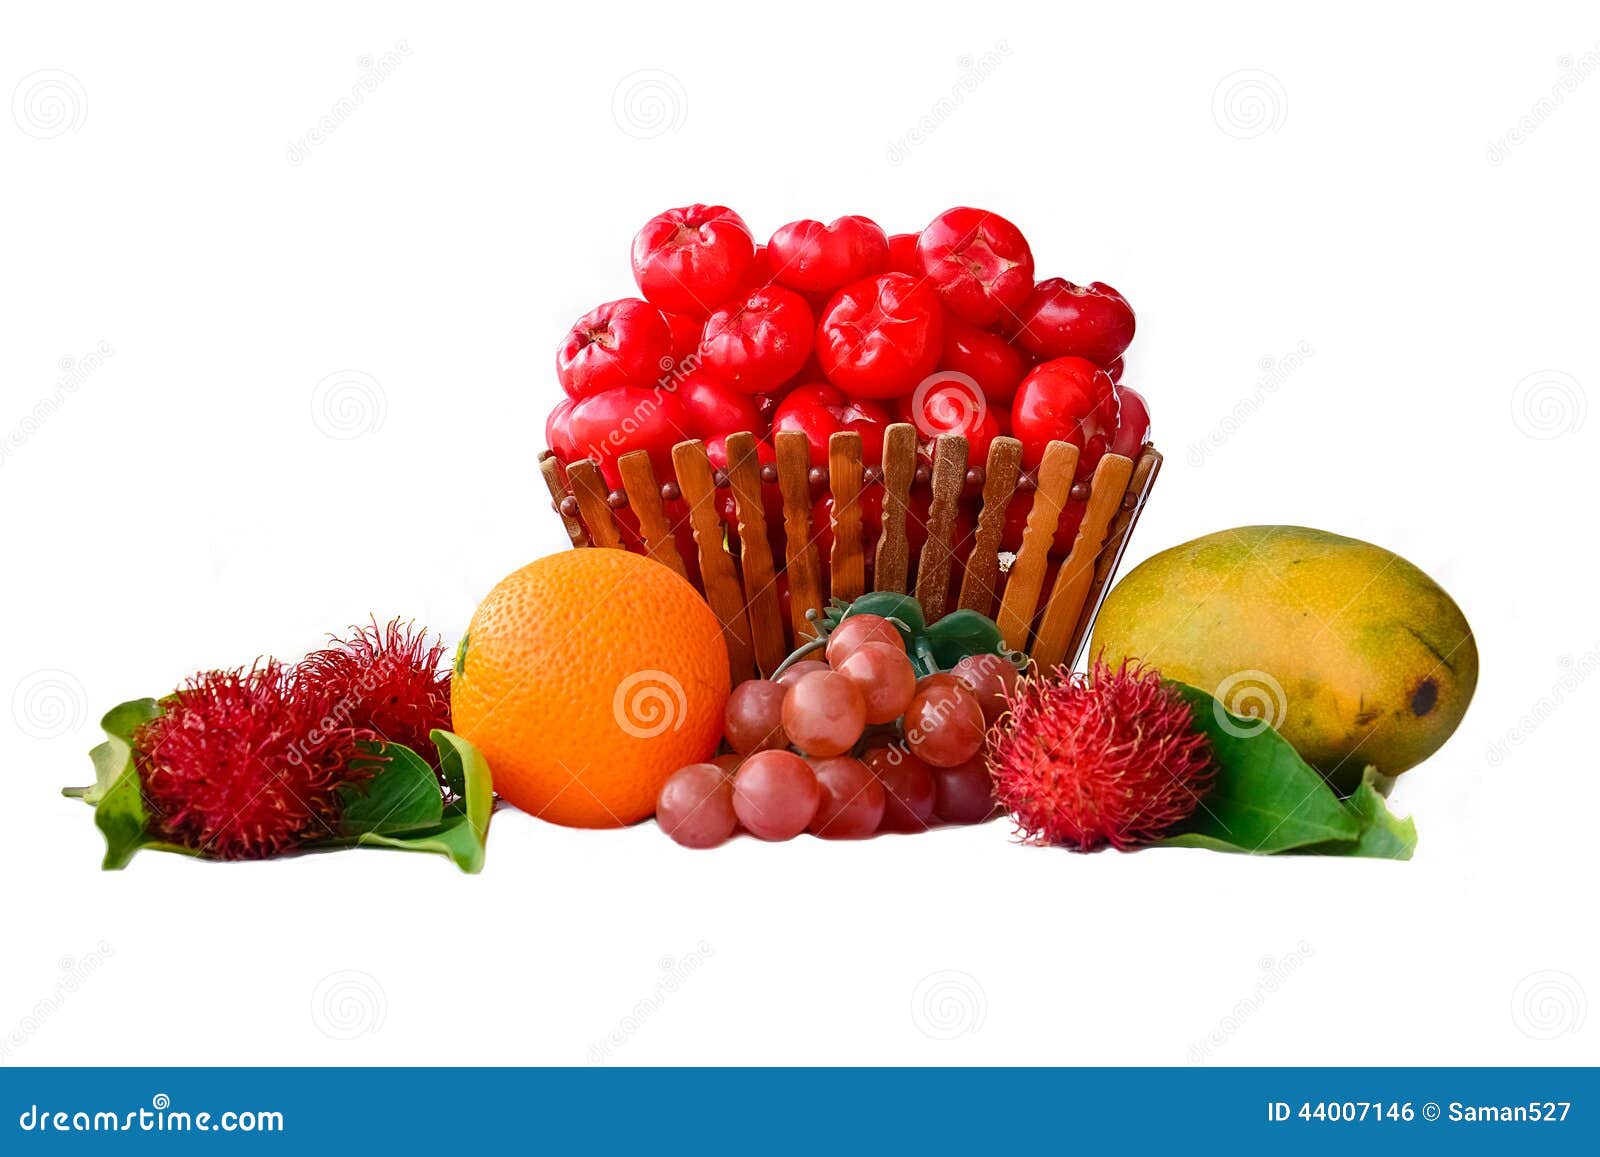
[
  {"left": 865, "top": 746, "right": 937, "bottom": 833},
  {"left": 903, "top": 682, "right": 986, "bottom": 767},
  {"left": 774, "top": 659, "right": 829, "bottom": 688},
  {"left": 772, "top": 381, "right": 891, "bottom": 467},
  {"left": 931, "top": 756, "right": 998, "bottom": 825},
  {"left": 631, "top": 204, "right": 755, "bottom": 317},
  {"left": 1108, "top": 384, "right": 1151, "bottom": 459},
  {"left": 663, "top": 311, "right": 705, "bottom": 362},
  {"left": 657, "top": 763, "right": 739, "bottom": 848},
  {"left": 564, "top": 385, "right": 692, "bottom": 489},
  {"left": 701, "top": 286, "right": 815, "bottom": 395},
  {"left": 723, "top": 679, "right": 789, "bottom": 755},
  {"left": 940, "top": 321, "right": 1031, "bottom": 406},
  {"left": 780, "top": 670, "right": 867, "bottom": 758},
  {"left": 822, "top": 614, "right": 905, "bottom": 666},
  {"left": 915, "top": 207, "right": 1035, "bottom": 326},
  {"left": 886, "top": 232, "right": 920, "bottom": 274},
  {"left": 895, "top": 375, "right": 1005, "bottom": 464},
  {"left": 556, "top": 298, "right": 674, "bottom": 400},
  {"left": 1010, "top": 356, "right": 1120, "bottom": 477},
  {"left": 1015, "top": 279, "right": 1136, "bottom": 366},
  {"left": 732, "top": 750, "right": 820, "bottom": 841},
  {"left": 816, "top": 273, "right": 944, "bottom": 399},
  {"left": 545, "top": 397, "right": 578, "bottom": 461},
  {"left": 1103, "top": 355, "right": 1124, "bottom": 384},
  {"left": 951, "top": 652, "right": 1020, "bottom": 726},
  {"left": 834, "top": 641, "right": 917, "bottom": 725},
  {"left": 808, "top": 756, "right": 887, "bottom": 838},
  {"left": 766, "top": 216, "right": 890, "bottom": 297},
  {"left": 678, "top": 370, "right": 762, "bottom": 440}
]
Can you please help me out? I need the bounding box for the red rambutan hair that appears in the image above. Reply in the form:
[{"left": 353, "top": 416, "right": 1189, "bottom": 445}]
[
  {"left": 135, "top": 661, "right": 373, "bottom": 860},
  {"left": 988, "top": 660, "right": 1215, "bottom": 851},
  {"left": 296, "top": 618, "right": 452, "bottom": 774}
]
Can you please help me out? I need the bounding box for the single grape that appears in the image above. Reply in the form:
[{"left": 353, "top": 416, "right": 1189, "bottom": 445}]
[
  {"left": 834, "top": 641, "right": 917, "bottom": 724},
  {"left": 952, "top": 653, "right": 1021, "bottom": 726},
  {"left": 808, "top": 756, "right": 886, "bottom": 838},
  {"left": 864, "top": 745, "right": 937, "bottom": 832},
  {"left": 732, "top": 750, "right": 821, "bottom": 840},
  {"left": 781, "top": 670, "right": 867, "bottom": 757},
  {"left": 724, "top": 678, "right": 789, "bottom": 754},
  {"left": 915, "top": 671, "right": 966, "bottom": 695},
  {"left": 932, "top": 754, "right": 998, "bottom": 824},
  {"left": 824, "top": 613, "right": 905, "bottom": 666},
  {"left": 904, "top": 682, "right": 986, "bottom": 767},
  {"left": 657, "top": 763, "right": 739, "bottom": 849},
  {"left": 774, "top": 659, "right": 830, "bottom": 688}
]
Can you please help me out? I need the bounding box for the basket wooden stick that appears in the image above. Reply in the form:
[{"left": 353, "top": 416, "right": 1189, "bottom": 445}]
[{"left": 542, "top": 423, "right": 1161, "bottom": 683}]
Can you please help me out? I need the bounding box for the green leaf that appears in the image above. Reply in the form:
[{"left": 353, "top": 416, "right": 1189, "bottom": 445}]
[
  {"left": 1159, "top": 682, "right": 1363, "bottom": 855},
  {"left": 93, "top": 735, "right": 155, "bottom": 870},
  {"left": 349, "top": 730, "right": 493, "bottom": 873},
  {"left": 338, "top": 742, "right": 445, "bottom": 836},
  {"left": 1323, "top": 768, "right": 1417, "bottom": 860},
  {"left": 61, "top": 699, "right": 168, "bottom": 869},
  {"left": 100, "top": 698, "right": 162, "bottom": 745},
  {"left": 924, "top": 609, "right": 1006, "bottom": 669}
]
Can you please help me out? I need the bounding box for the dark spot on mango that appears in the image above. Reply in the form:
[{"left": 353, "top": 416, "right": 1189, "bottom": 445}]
[{"left": 1411, "top": 678, "right": 1438, "bottom": 716}]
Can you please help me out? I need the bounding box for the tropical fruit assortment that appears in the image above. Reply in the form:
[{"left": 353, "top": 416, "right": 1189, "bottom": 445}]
[{"left": 63, "top": 201, "right": 1480, "bottom": 871}]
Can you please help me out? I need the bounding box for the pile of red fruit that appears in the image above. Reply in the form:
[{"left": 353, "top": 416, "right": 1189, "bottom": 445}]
[
  {"left": 655, "top": 613, "right": 1019, "bottom": 848},
  {"left": 545, "top": 205, "right": 1149, "bottom": 591}
]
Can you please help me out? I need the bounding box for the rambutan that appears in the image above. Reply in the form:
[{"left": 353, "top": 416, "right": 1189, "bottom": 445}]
[
  {"left": 135, "top": 661, "right": 374, "bottom": 860},
  {"left": 988, "top": 660, "right": 1215, "bottom": 851},
  {"left": 296, "top": 618, "right": 452, "bottom": 776}
]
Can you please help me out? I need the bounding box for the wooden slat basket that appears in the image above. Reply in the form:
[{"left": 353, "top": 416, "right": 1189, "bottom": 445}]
[{"left": 541, "top": 425, "right": 1161, "bottom": 685}]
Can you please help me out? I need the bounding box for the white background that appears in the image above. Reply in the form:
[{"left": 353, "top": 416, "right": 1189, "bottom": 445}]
[{"left": 4, "top": 0, "right": 1597, "bottom": 1067}]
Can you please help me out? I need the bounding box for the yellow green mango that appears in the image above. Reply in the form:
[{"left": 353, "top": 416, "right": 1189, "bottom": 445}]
[{"left": 1090, "top": 525, "right": 1477, "bottom": 789}]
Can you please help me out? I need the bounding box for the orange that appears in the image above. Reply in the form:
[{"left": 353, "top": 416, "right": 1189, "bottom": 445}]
[{"left": 451, "top": 549, "right": 730, "bottom": 828}]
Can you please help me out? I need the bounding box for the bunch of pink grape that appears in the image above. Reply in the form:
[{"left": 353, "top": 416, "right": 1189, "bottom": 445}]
[{"left": 656, "top": 614, "right": 1019, "bottom": 849}]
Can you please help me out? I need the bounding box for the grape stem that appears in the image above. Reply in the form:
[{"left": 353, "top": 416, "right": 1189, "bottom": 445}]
[{"left": 771, "top": 614, "right": 930, "bottom": 680}]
